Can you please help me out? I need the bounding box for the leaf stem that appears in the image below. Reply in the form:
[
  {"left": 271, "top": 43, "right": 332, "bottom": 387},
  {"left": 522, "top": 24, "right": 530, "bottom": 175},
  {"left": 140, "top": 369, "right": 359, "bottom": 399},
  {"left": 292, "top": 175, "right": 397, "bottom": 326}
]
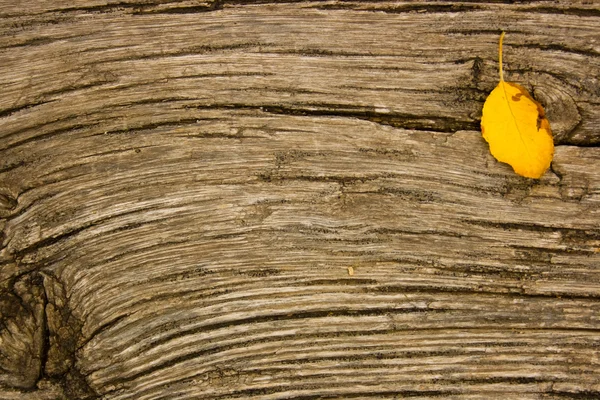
[{"left": 499, "top": 31, "right": 505, "bottom": 82}]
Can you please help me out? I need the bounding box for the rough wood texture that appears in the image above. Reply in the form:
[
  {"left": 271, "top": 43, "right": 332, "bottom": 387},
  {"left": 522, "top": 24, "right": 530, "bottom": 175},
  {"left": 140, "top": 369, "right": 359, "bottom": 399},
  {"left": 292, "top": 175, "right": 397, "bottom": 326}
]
[{"left": 1, "top": 1, "right": 599, "bottom": 399}]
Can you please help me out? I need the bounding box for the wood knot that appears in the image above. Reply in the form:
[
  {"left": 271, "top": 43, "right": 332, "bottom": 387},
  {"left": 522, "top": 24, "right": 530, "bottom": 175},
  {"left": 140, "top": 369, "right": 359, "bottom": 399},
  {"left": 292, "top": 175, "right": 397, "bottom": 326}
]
[{"left": 531, "top": 75, "right": 582, "bottom": 145}]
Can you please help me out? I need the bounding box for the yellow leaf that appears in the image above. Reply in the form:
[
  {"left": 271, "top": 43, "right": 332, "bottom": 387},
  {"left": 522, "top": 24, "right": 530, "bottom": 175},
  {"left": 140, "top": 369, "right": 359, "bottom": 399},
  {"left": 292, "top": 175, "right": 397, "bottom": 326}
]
[{"left": 481, "top": 32, "right": 554, "bottom": 179}]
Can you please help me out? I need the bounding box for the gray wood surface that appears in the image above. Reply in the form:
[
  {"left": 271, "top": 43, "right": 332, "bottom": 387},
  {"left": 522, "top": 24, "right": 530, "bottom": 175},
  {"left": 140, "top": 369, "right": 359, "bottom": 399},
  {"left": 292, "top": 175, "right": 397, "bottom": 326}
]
[{"left": 1, "top": 1, "right": 599, "bottom": 399}]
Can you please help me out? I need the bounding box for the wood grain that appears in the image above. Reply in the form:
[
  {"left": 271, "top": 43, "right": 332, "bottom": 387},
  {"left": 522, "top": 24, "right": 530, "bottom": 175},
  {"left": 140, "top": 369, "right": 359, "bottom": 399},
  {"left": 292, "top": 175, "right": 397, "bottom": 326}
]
[{"left": 1, "top": 1, "right": 599, "bottom": 399}]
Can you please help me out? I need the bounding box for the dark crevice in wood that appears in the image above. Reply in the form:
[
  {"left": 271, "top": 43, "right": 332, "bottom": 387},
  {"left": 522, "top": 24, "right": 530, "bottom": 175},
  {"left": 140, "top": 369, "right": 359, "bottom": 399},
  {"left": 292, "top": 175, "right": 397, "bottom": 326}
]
[
  {"left": 1, "top": 113, "right": 81, "bottom": 143},
  {"left": 134, "top": 1, "right": 224, "bottom": 14},
  {"left": 517, "top": 6, "right": 600, "bottom": 18},
  {"left": 142, "top": 266, "right": 277, "bottom": 290},
  {"left": 446, "top": 28, "right": 507, "bottom": 36},
  {"left": 514, "top": 43, "right": 600, "bottom": 58},
  {"left": 563, "top": 141, "right": 600, "bottom": 148},
  {"left": 549, "top": 391, "right": 600, "bottom": 399},
  {"left": 191, "top": 307, "right": 441, "bottom": 334},
  {"left": 48, "top": 1, "right": 191, "bottom": 15},
  {"left": 10, "top": 226, "right": 88, "bottom": 263},
  {"left": 316, "top": 0, "right": 539, "bottom": 6},
  {"left": 370, "top": 285, "right": 600, "bottom": 300},
  {"left": 1, "top": 15, "right": 76, "bottom": 29},
  {"left": 0, "top": 160, "right": 26, "bottom": 174},
  {"left": 251, "top": 392, "right": 446, "bottom": 400},
  {"left": 296, "top": 278, "right": 380, "bottom": 286},
  {"left": 42, "top": 80, "right": 119, "bottom": 98},
  {"left": 189, "top": 103, "right": 464, "bottom": 133},
  {"left": 0, "top": 36, "right": 58, "bottom": 49},
  {"left": 364, "top": 227, "right": 465, "bottom": 239},
  {"left": 250, "top": 371, "right": 555, "bottom": 386},
  {"left": 204, "top": 387, "right": 455, "bottom": 400},
  {"left": 182, "top": 132, "right": 265, "bottom": 139},
  {"left": 244, "top": 389, "right": 501, "bottom": 400},
  {"left": 508, "top": 244, "right": 593, "bottom": 257},
  {"left": 256, "top": 172, "right": 392, "bottom": 184},
  {"left": 25, "top": 172, "right": 94, "bottom": 199},
  {"left": 268, "top": 353, "right": 556, "bottom": 366},
  {"left": 364, "top": 4, "right": 482, "bottom": 14},
  {"left": 224, "top": 0, "right": 329, "bottom": 6},
  {"left": 78, "top": 145, "right": 155, "bottom": 159},
  {"left": 37, "top": 274, "right": 50, "bottom": 387},
  {"left": 260, "top": 105, "right": 479, "bottom": 133},
  {"left": 255, "top": 171, "right": 509, "bottom": 197},
  {"left": 0, "top": 99, "right": 57, "bottom": 119},
  {"left": 170, "top": 72, "right": 274, "bottom": 80},
  {"left": 2, "top": 122, "right": 100, "bottom": 152},
  {"left": 432, "top": 377, "right": 557, "bottom": 388},
  {"left": 94, "top": 118, "right": 203, "bottom": 136},
  {"left": 462, "top": 219, "right": 600, "bottom": 240},
  {"left": 114, "top": 96, "right": 201, "bottom": 107},
  {"left": 77, "top": 314, "right": 129, "bottom": 352},
  {"left": 267, "top": 48, "right": 394, "bottom": 58},
  {"left": 319, "top": 3, "right": 482, "bottom": 13}
]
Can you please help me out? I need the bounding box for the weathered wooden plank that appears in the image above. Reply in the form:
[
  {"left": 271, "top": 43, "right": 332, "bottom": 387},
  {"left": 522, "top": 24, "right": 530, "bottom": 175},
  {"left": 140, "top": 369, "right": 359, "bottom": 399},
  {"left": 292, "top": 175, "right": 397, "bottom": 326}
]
[{"left": 1, "top": 1, "right": 599, "bottom": 399}]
